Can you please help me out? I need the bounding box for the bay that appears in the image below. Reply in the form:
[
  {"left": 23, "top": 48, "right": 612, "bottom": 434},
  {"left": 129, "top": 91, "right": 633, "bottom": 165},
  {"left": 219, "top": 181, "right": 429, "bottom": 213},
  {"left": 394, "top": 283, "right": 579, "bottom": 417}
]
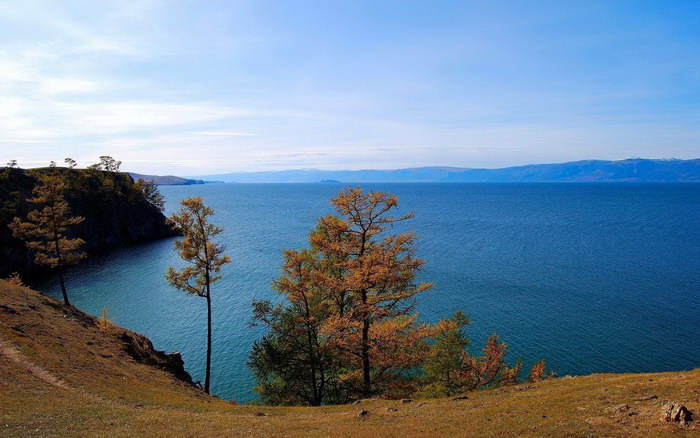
[{"left": 34, "top": 183, "right": 700, "bottom": 401}]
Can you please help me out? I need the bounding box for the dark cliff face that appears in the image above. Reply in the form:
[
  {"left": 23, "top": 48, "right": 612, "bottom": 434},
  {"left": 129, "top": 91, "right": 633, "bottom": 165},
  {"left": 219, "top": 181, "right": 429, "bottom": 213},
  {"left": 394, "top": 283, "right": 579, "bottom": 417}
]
[
  {"left": 0, "top": 167, "right": 177, "bottom": 278},
  {"left": 117, "top": 331, "right": 194, "bottom": 384}
]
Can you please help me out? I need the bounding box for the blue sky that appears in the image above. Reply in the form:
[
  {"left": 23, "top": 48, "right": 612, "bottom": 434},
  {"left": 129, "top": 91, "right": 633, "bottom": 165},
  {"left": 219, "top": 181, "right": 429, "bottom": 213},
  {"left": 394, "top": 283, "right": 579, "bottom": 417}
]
[{"left": 0, "top": 0, "right": 698, "bottom": 175}]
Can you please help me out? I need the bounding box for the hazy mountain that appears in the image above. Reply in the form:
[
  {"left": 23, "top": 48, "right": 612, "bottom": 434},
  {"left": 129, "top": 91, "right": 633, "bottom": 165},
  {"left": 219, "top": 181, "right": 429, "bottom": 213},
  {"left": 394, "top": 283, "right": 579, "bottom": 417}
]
[
  {"left": 128, "top": 173, "right": 206, "bottom": 185},
  {"left": 192, "top": 158, "right": 700, "bottom": 183}
]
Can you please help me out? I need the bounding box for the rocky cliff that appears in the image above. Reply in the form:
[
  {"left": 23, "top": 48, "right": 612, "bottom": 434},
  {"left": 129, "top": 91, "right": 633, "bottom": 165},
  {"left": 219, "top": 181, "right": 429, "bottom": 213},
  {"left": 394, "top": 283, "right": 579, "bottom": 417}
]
[{"left": 0, "top": 167, "right": 177, "bottom": 278}]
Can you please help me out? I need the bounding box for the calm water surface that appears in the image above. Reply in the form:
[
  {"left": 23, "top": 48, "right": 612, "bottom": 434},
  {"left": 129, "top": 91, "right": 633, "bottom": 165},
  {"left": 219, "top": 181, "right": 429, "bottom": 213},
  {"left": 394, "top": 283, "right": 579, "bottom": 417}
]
[{"left": 33, "top": 183, "right": 700, "bottom": 401}]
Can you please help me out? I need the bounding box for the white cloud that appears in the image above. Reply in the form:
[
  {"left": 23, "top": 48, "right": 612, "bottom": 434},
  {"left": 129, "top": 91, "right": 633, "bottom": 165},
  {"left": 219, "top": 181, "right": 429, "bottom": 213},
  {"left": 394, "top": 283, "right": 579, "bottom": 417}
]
[
  {"left": 0, "top": 1, "right": 697, "bottom": 174},
  {"left": 195, "top": 131, "right": 255, "bottom": 137}
]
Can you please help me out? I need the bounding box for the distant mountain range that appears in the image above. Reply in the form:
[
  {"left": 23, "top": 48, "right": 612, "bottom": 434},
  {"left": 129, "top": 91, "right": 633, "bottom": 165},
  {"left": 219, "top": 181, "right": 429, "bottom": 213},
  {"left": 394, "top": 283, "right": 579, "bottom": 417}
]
[
  {"left": 191, "top": 158, "right": 700, "bottom": 183},
  {"left": 128, "top": 173, "right": 208, "bottom": 185}
]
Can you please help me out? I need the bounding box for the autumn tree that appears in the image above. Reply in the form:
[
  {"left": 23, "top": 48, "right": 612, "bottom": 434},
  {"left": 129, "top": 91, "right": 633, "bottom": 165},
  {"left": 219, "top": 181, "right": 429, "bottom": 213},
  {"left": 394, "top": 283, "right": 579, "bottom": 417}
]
[
  {"left": 420, "top": 313, "right": 554, "bottom": 396},
  {"left": 313, "top": 188, "right": 433, "bottom": 395},
  {"left": 5, "top": 272, "right": 25, "bottom": 287},
  {"left": 527, "top": 359, "right": 553, "bottom": 382},
  {"left": 465, "top": 334, "right": 523, "bottom": 388},
  {"left": 8, "top": 174, "right": 85, "bottom": 305},
  {"left": 166, "top": 197, "right": 230, "bottom": 394},
  {"left": 249, "top": 249, "right": 343, "bottom": 405}
]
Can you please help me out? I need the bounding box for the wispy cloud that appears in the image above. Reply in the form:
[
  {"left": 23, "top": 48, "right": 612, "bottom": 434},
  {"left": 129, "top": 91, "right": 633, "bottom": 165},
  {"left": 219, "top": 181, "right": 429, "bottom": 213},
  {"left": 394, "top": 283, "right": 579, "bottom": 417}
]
[
  {"left": 0, "top": 1, "right": 698, "bottom": 174},
  {"left": 195, "top": 131, "right": 255, "bottom": 137},
  {"left": 0, "top": 139, "right": 55, "bottom": 143}
]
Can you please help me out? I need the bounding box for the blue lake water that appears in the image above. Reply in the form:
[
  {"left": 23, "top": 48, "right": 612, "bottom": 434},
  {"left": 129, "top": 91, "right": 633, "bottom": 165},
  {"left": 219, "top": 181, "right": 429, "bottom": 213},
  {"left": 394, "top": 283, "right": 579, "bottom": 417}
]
[{"left": 33, "top": 183, "right": 700, "bottom": 402}]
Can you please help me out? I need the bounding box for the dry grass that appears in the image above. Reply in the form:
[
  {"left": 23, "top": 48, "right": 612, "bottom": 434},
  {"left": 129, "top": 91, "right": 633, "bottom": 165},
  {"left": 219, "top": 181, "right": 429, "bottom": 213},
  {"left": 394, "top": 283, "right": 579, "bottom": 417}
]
[{"left": 1, "top": 280, "right": 698, "bottom": 437}]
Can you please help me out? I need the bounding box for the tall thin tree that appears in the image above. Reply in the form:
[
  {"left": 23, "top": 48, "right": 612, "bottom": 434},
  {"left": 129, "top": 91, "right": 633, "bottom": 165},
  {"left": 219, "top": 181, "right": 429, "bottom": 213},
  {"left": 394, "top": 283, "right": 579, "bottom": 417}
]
[
  {"left": 9, "top": 174, "right": 85, "bottom": 305},
  {"left": 166, "top": 197, "right": 230, "bottom": 394}
]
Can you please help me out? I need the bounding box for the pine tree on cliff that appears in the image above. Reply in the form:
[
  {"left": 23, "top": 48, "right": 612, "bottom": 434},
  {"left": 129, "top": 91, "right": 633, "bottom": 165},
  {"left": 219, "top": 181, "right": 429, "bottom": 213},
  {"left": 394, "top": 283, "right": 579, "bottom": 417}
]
[
  {"left": 8, "top": 174, "right": 85, "bottom": 305},
  {"left": 166, "top": 197, "right": 230, "bottom": 394}
]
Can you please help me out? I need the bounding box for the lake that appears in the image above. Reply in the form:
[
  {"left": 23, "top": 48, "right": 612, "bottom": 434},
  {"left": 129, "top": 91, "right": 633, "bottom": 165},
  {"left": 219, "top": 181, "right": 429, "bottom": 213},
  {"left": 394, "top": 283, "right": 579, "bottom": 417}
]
[{"left": 34, "top": 183, "right": 700, "bottom": 402}]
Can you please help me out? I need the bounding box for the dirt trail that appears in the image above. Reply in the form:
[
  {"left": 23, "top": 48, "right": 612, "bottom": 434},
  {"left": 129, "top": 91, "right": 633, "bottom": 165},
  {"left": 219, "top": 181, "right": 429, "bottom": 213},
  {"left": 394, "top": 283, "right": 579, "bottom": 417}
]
[{"left": 0, "top": 335, "right": 69, "bottom": 390}]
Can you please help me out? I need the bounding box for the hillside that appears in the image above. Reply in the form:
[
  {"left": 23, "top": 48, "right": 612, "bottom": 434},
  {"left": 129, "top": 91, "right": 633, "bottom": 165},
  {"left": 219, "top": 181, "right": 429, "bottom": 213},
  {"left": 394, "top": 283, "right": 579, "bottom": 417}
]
[
  {"left": 0, "top": 168, "right": 176, "bottom": 277},
  {"left": 193, "top": 158, "right": 700, "bottom": 183},
  {"left": 1, "top": 281, "right": 697, "bottom": 437}
]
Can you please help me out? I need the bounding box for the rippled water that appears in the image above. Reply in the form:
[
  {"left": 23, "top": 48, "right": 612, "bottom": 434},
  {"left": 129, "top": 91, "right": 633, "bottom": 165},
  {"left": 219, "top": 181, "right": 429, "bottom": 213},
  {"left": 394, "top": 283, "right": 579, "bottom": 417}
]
[{"left": 33, "top": 183, "right": 700, "bottom": 401}]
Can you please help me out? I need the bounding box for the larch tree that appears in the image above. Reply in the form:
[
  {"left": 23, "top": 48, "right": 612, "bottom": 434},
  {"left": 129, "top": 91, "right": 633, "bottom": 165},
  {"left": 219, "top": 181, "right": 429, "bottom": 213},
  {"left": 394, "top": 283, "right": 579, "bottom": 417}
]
[
  {"left": 249, "top": 249, "right": 341, "bottom": 405},
  {"left": 166, "top": 197, "right": 230, "bottom": 394},
  {"left": 309, "top": 187, "right": 434, "bottom": 395},
  {"left": 98, "top": 156, "right": 121, "bottom": 172},
  {"left": 8, "top": 174, "right": 85, "bottom": 305},
  {"left": 465, "top": 334, "right": 523, "bottom": 389},
  {"left": 134, "top": 178, "right": 165, "bottom": 211},
  {"left": 422, "top": 310, "right": 471, "bottom": 396}
]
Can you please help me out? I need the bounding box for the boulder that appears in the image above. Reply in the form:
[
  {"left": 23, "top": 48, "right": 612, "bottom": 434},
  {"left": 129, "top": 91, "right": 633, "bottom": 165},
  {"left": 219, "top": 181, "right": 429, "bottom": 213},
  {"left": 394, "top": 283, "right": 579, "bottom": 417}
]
[{"left": 661, "top": 401, "right": 693, "bottom": 424}]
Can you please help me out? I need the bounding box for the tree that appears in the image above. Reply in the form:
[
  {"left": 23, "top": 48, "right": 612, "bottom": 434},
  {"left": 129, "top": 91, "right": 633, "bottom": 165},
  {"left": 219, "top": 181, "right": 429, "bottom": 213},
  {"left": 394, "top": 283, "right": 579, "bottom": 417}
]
[
  {"left": 466, "top": 334, "right": 523, "bottom": 387},
  {"left": 310, "top": 188, "right": 433, "bottom": 395},
  {"left": 165, "top": 197, "right": 230, "bottom": 394},
  {"left": 64, "top": 158, "right": 77, "bottom": 169},
  {"left": 421, "top": 318, "right": 546, "bottom": 396},
  {"left": 5, "top": 272, "right": 25, "bottom": 287},
  {"left": 423, "top": 311, "right": 471, "bottom": 396},
  {"left": 527, "top": 359, "right": 552, "bottom": 382},
  {"left": 87, "top": 156, "right": 121, "bottom": 172},
  {"left": 8, "top": 174, "right": 85, "bottom": 305},
  {"left": 135, "top": 178, "right": 165, "bottom": 211},
  {"left": 249, "top": 250, "right": 342, "bottom": 406},
  {"left": 99, "top": 156, "right": 121, "bottom": 172},
  {"left": 6, "top": 160, "right": 17, "bottom": 168}
]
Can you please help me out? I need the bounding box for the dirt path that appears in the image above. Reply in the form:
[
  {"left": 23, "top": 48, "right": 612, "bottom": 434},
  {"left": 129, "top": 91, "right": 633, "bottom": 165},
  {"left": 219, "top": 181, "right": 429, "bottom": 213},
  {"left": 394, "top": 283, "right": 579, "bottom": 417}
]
[{"left": 0, "top": 335, "right": 69, "bottom": 390}]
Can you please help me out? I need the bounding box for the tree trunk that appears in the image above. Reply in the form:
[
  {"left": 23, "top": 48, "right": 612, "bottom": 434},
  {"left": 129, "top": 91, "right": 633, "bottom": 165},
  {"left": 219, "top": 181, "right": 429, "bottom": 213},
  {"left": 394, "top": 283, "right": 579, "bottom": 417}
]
[
  {"left": 58, "top": 270, "right": 70, "bottom": 306},
  {"left": 205, "top": 287, "right": 212, "bottom": 394},
  {"left": 53, "top": 231, "right": 69, "bottom": 306},
  {"left": 362, "top": 316, "right": 371, "bottom": 394}
]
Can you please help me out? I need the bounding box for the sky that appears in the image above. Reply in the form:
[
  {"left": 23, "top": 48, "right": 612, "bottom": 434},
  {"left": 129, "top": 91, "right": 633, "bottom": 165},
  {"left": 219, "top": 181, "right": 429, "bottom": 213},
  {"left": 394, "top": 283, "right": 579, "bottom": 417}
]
[{"left": 0, "top": 0, "right": 698, "bottom": 175}]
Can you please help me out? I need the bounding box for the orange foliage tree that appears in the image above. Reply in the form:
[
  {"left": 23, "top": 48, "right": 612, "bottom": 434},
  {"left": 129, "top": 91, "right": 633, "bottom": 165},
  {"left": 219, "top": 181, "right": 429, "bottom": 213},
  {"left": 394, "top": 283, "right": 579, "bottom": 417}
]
[
  {"left": 8, "top": 174, "right": 85, "bottom": 305},
  {"left": 251, "top": 187, "right": 550, "bottom": 404},
  {"left": 249, "top": 249, "right": 345, "bottom": 405},
  {"left": 166, "top": 197, "right": 231, "bottom": 394}
]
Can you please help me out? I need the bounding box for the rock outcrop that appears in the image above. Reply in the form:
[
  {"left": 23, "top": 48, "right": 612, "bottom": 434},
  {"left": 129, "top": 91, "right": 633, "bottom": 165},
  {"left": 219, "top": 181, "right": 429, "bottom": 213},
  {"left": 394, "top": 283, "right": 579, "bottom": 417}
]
[
  {"left": 118, "top": 332, "right": 193, "bottom": 384},
  {"left": 662, "top": 401, "right": 693, "bottom": 424}
]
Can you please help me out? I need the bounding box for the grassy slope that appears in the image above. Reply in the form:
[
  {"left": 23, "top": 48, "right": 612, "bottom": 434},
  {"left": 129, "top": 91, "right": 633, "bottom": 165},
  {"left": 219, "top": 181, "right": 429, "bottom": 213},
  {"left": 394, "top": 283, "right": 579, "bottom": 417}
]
[{"left": 1, "top": 281, "right": 698, "bottom": 437}]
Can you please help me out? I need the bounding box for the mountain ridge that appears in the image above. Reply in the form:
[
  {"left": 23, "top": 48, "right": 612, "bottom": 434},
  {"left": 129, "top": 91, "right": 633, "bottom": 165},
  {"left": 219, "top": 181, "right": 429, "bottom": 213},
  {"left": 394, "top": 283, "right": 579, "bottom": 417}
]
[
  {"left": 190, "top": 158, "right": 700, "bottom": 183},
  {"left": 127, "top": 173, "right": 206, "bottom": 185}
]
